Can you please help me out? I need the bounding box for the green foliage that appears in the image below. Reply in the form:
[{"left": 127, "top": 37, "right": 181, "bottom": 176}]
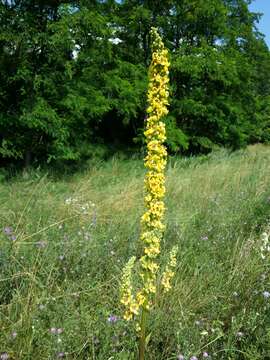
[
  {"left": 0, "top": 0, "right": 270, "bottom": 164},
  {"left": 103, "top": 61, "right": 147, "bottom": 125},
  {"left": 165, "top": 116, "right": 189, "bottom": 152}
]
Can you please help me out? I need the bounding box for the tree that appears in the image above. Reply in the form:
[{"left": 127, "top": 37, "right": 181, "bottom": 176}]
[{"left": 0, "top": 0, "right": 269, "bottom": 165}]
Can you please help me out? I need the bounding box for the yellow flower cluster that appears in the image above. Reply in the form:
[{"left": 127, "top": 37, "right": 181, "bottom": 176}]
[
  {"left": 138, "top": 27, "right": 170, "bottom": 309},
  {"left": 161, "top": 245, "right": 178, "bottom": 292},
  {"left": 120, "top": 28, "right": 177, "bottom": 323},
  {"left": 120, "top": 257, "right": 139, "bottom": 320}
]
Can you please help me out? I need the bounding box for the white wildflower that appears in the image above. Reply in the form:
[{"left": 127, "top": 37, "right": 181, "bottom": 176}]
[{"left": 260, "top": 231, "right": 270, "bottom": 260}]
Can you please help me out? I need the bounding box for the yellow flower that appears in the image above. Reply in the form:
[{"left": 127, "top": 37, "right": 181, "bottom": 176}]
[
  {"left": 137, "top": 28, "right": 170, "bottom": 310},
  {"left": 120, "top": 27, "right": 176, "bottom": 322},
  {"left": 144, "top": 243, "right": 160, "bottom": 257},
  {"left": 120, "top": 257, "right": 137, "bottom": 320},
  {"left": 161, "top": 246, "right": 178, "bottom": 293}
]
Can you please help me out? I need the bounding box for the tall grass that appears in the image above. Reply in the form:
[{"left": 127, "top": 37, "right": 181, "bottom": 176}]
[{"left": 0, "top": 144, "right": 270, "bottom": 359}]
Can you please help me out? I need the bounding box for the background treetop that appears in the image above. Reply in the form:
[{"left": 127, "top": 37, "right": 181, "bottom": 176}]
[{"left": 0, "top": 0, "right": 269, "bottom": 166}]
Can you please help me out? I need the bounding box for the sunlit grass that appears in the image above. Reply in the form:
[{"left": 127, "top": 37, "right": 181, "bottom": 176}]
[{"left": 0, "top": 144, "right": 270, "bottom": 359}]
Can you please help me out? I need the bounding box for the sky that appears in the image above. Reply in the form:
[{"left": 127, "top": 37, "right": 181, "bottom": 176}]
[{"left": 249, "top": 0, "right": 270, "bottom": 47}]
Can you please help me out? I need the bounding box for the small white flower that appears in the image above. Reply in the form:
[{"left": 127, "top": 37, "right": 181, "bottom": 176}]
[
  {"left": 263, "top": 290, "right": 270, "bottom": 299},
  {"left": 260, "top": 230, "right": 270, "bottom": 260}
]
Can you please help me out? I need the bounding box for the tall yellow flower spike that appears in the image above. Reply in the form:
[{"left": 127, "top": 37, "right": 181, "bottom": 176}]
[
  {"left": 120, "top": 27, "right": 178, "bottom": 360},
  {"left": 138, "top": 27, "right": 170, "bottom": 311}
]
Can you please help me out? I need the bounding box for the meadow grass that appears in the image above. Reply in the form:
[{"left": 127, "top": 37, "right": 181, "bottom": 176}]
[{"left": 0, "top": 144, "right": 270, "bottom": 359}]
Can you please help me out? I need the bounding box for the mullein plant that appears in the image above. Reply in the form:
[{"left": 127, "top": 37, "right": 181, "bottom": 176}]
[{"left": 120, "top": 27, "right": 178, "bottom": 360}]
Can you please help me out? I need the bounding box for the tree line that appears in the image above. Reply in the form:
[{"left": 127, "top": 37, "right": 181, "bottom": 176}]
[{"left": 0, "top": 0, "right": 269, "bottom": 166}]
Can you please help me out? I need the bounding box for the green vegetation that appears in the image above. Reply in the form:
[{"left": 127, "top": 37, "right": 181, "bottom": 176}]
[
  {"left": 1, "top": 0, "right": 270, "bottom": 165},
  {"left": 0, "top": 144, "right": 270, "bottom": 359},
  {"left": 1, "top": 1, "right": 270, "bottom": 359}
]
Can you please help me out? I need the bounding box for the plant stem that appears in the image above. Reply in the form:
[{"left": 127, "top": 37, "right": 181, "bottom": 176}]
[{"left": 139, "top": 308, "right": 147, "bottom": 360}]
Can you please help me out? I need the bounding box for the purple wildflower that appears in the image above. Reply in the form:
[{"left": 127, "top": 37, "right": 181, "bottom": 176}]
[
  {"left": 190, "top": 356, "right": 198, "bottom": 360},
  {"left": 107, "top": 315, "right": 118, "bottom": 324},
  {"left": 0, "top": 353, "right": 9, "bottom": 360},
  {"left": 177, "top": 355, "right": 184, "bottom": 360},
  {"left": 10, "top": 234, "right": 17, "bottom": 241},
  {"left": 11, "top": 331, "right": 17, "bottom": 339},
  {"left": 3, "top": 227, "right": 12, "bottom": 235},
  {"left": 57, "top": 352, "right": 65, "bottom": 358},
  {"left": 202, "top": 352, "right": 209, "bottom": 358}
]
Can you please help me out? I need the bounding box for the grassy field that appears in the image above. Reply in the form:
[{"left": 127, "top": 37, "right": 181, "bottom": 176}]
[{"left": 0, "top": 144, "right": 270, "bottom": 359}]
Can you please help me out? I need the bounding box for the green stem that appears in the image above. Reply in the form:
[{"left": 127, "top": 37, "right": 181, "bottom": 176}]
[{"left": 138, "top": 308, "right": 147, "bottom": 360}]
